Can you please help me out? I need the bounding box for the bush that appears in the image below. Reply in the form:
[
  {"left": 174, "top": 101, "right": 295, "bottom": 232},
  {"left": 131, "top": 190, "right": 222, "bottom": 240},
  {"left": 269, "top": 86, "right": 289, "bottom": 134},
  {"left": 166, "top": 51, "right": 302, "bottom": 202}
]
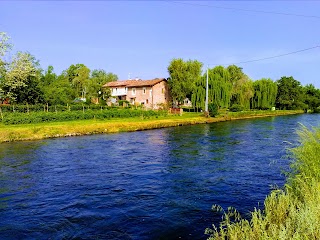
[
  {"left": 118, "top": 100, "right": 130, "bottom": 107},
  {"left": 1, "top": 109, "right": 167, "bottom": 125},
  {"left": 208, "top": 103, "right": 218, "bottom": 117},
  {"left": 229, "top": 104, "right": 244, "bottom": 112}
]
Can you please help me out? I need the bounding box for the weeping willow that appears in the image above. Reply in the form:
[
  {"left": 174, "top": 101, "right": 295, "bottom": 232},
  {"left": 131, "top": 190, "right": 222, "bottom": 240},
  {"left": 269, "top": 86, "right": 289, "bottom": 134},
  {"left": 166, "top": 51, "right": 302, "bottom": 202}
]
[
  {"left": 251, "top": 78, "right": 278, "bottom": 109},
  {"left": 230, "top": 77, "right": 254, "bottom": 109},
  {"left": 191, "top": 66, "right": 232, "bottom": 110}
]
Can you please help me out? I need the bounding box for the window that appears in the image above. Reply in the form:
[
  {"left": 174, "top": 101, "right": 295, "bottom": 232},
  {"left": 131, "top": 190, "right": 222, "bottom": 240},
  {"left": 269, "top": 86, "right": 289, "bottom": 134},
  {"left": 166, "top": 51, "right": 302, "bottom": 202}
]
[
  {"left": 115, "top": 88, "right": 118, "bottom": 93},
  {"left": 143, "top": 87, "right": 146, "bottom": 94},
  {"left": 162, "top": 88, "right": 164, "bottom": 94},
  {"left": 146, "top": 99, "right": 149, "bottom": 104},
  {"left": 125, "top": 87, "right": 127, "bottom": 93},
  {"left": 132, "top": 88, "right": 136, "bottom": 95}
]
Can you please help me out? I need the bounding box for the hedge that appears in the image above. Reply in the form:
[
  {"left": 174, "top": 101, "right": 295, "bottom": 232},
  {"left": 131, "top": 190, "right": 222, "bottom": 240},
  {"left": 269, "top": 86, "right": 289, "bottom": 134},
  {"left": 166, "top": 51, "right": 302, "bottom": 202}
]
[{"left": 1, "top": 109, "right": 167, "bottom": 125}]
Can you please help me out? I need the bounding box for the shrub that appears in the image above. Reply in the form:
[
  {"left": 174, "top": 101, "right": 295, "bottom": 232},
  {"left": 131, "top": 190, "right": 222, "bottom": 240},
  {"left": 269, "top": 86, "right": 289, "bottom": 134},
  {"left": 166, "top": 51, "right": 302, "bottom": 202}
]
[
  {"left": 1, "top": 109, "right": 167, "bottom": 125},
  {"left": 229, "top": 104, "right": 244, "bottom": 112},
  {"left": 208, "top": 103, "right": 218, "bottom": 117},
  {"left": 118, "top": 100, "right": 130, "bottom": 107}
]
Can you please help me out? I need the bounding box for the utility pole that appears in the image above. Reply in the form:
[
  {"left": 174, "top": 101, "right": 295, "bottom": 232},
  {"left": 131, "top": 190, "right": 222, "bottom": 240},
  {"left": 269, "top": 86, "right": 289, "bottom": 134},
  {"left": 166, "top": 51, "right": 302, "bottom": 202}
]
[{"left": 205, "top": 65, "right": 209, "bottom": 114}]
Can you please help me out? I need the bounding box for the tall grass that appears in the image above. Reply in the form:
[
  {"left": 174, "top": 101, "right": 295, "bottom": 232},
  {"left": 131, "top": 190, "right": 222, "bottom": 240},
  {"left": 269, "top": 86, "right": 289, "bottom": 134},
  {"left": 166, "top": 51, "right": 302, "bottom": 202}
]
[{"left": 206, "top": 125, "right": 320, "bottom": 240}]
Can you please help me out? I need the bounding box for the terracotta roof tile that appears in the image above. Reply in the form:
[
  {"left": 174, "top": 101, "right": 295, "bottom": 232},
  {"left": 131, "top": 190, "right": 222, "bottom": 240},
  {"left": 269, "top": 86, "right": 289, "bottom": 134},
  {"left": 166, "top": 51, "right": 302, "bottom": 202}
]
[{"left": 103, "top": 78, "right": 166, "bottom": 88}]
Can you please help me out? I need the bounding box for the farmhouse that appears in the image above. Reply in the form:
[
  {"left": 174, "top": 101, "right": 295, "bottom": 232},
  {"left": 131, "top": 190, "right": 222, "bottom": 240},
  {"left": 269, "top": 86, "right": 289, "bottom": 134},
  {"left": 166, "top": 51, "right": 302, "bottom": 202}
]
[{"left": 103, "top": 78, "right": 170, "bottom": 109}]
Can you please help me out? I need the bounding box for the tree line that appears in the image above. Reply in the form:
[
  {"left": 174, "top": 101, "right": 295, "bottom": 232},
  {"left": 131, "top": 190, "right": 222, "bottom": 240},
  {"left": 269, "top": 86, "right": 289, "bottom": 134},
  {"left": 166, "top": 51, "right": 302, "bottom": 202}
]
[
  {"left": 167, "top": 59, "right": 320, "bottom": 112},
  {"left": 0, "top": 32, "right": 117, "bottom": 106},
  {"left": 1, "top": 32, "right": 320, "bottom": 112}
]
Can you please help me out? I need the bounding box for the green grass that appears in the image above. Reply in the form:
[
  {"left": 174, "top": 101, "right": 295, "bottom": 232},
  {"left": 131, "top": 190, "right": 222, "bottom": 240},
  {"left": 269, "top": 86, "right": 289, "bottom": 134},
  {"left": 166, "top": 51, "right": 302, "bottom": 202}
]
[
  {"left": 206, "top": 125, "right": 320, "bottom": 240},
  {"left": 0, "top": 110, "right": 303, "bottom": 143}
]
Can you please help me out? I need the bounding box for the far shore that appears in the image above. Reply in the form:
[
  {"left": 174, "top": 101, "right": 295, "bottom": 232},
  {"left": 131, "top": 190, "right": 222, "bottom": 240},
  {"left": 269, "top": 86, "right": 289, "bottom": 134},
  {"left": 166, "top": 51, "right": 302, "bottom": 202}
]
[{"left": 0, "top": 110, "right": 304, "bottom": 143}]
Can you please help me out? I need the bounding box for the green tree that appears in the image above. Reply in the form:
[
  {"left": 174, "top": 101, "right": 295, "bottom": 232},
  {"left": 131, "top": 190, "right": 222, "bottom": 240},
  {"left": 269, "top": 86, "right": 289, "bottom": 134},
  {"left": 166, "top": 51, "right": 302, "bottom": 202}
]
[
  {"left": 303, "top": 84, "right": 320, "bottom": 112},
  {"left": 87, "top": 69, "right": 118, "bottom": 101},
  {"left": 0, "top": 32, "right": 12, "bottom": 57},
  {"left": 40, "top": 66, "right": 76, "bottom": 105},
  {"left": 276, "top": 76, "right": 305, "bottom": 110},
  {"left": 2, "top": 52, "right": 43, "bottom": 104},
  {"left": 41, "top": 65, "right": 57, "bottom": 86},
  {"left": 191, "top": 66, "right": 232, "bottom": 110},
  {"left": 252, "top": 78, "right": 278, "bottom": 110},
  {"left": 167, "top": 58, "right": 203, "bottom": 105},
  {"left": 91, "top": 69, "right": 118, "bottom": 85},
  {"left": 227, "top": 65, "right": 254, "bottom": 109},
  {"left": 43, "top": 74, "right": 75, "bottom": 105},
  {"left": 63, "top": 64, "right": 90, "bottom": 98},
  {"left": 0, "top": 32, "right": 13, "bottom": 99}
]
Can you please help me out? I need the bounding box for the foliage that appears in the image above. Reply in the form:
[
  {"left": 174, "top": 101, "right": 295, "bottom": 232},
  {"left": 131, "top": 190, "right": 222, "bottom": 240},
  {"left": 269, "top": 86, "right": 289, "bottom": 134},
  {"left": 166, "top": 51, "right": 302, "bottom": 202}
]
[
  {"left": 192, "top": 66, "right": 232, "bottom": 110},
  {"left": 208, "top": 103, "right": 218, "bottom": 117},
  {"left": 1, "top": 108, "right": 167, "bottom": 125},
  {"left": 167, "top": 58, "right": 203, "bottom": 104},
  {"left": 91, "top": 69, "right": 118, "bottom": 85},
  {"left": 251, "top": 78, "right": 278, "bottom": 110},
  {"left": 227, "top": 65, "right": 254, "bottom": 109},
  {"left": 229, "top": 104, "right": 244, "bottom": 112},
  {"left": 62, "top": 63, "right": 90, "bottom": 98},
  {"left": 87, "top": 69, "right": 118, "bottom": 100},
  {"left": 302, "top": 84, "right": 320, "bottom": 112},
  {"left": 0, "top": 32, "right": 12, "bottom": 57},
  {"left": 118, "top": 100, "right": 130, "bottom": 107},
  {"left": 206, "top": 126, "right": 320, "bottom": 240},
  {"left": 2, "top": 33, "right": 320, "bottom": 113},
  {"left": 1, "top": 52, "right": 43, "bottom": 104},
  {"left": 276, "top": 76, "right": 304, "bottom": 110},
  {"left": 0, "top": 103, "right": 112, "bottom": 113}
]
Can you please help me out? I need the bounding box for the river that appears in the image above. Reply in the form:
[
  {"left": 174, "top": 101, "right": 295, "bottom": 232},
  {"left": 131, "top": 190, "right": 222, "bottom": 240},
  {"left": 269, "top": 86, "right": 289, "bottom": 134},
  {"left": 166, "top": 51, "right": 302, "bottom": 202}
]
[{"left": 0, "top": 114, "right": 319, "bottom": 240}]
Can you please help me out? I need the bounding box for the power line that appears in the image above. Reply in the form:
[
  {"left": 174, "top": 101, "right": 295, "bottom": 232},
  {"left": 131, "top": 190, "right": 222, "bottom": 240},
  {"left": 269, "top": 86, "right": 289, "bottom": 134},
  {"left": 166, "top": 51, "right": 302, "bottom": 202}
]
[
  {"left": 209, "top": 45, "right": 320, "bottom": 66},
  {"left": 166, "top": 1, "right": 320, "bottom": 19}
]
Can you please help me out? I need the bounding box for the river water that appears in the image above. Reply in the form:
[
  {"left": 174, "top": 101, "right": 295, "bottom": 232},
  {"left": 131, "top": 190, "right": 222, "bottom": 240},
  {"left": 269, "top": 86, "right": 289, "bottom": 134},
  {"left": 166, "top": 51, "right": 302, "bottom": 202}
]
[{"left": 0, "top": 114, "right": 319, "bottom": 240}]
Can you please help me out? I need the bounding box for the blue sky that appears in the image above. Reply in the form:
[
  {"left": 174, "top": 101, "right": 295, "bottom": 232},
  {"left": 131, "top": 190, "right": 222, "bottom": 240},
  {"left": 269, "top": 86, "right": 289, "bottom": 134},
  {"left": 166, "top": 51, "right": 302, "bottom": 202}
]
[{"left": 1, "top": 1, "right": 320, "bottom": 87}]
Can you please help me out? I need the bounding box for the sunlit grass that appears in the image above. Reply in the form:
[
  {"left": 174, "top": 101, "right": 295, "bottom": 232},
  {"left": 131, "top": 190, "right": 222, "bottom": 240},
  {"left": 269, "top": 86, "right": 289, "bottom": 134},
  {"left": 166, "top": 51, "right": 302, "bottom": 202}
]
[
  {"left": 0, "top": 110, "right": 303, "bottom": 143},
  {"left": 206, "top": 125, "right": 320, "bottom": 240}
]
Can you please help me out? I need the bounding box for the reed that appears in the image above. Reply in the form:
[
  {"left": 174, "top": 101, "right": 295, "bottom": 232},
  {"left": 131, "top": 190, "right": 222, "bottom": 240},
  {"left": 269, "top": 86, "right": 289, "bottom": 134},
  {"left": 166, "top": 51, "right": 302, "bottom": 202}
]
[{"left": 206, "top": 125, "right": 320, "bottom": 240}]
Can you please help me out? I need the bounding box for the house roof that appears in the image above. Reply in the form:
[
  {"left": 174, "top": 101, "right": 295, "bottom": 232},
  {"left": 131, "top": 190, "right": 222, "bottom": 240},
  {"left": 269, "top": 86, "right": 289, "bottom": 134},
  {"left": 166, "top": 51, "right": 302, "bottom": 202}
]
[{"left": 103, "top": 78, "right": 166, "bottom": 88}]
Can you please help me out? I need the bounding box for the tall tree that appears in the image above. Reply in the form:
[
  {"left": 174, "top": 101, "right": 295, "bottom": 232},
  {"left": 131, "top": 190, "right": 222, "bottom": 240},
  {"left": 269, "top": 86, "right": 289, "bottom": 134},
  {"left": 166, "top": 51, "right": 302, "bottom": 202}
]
[
  {"left": 0, "top": 32, "right": 12, "bottom": 57},
  {"left": 276, "top": 76, "right": 305, "bottom": 110},
  {"left": 91, "top": 69, "right": 117, "bottom": 85},
  {"left": 227, "top": 65, "right": 254, "bottom": 109},
  {"left": 252, "top": 78, "right": 278, "bottom": 110},
  {"left": 192, "top": 66, "right": 232, "bottom": 110},
  {"left": 167, "top": 58, "right": 203, "bottom": 105},
  {"left": 2, "top": 52, "right": 43, "bottom": 104},
  {"left": 85, "top": 70, "right": 118, "bottom": 101},
  {"left": 63, "top": 64, "right": 90, "bottom": 98},
  {"left": 303, "top": 84, "right": 320, "bottom": 112},
  {"left": 43, "top": 74, "right": 75, "bottom": 105},
  {"left": 0, "top": 32, "right": 13, "bottom": 98},
  {"left": 41, "top": 65, "right": 57, "bottom": 87}
]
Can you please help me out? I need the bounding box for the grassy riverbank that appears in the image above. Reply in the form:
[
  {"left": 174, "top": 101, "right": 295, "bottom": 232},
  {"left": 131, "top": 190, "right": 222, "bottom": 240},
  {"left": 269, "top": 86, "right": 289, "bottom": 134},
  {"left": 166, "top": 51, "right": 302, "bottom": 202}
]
[
  {"left": 206, "top": 125, "right": 320, "bottom": 239},
  {"left": 0, "top": 110, "right": 303, "bottom": 143}
]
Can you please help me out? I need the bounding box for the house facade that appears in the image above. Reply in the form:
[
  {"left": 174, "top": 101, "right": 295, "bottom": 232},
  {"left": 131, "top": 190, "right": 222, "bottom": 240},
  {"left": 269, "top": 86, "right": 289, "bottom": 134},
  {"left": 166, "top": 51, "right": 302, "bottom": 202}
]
[{"left": 103, "top": 78, "right": 170, "bottom": 109}]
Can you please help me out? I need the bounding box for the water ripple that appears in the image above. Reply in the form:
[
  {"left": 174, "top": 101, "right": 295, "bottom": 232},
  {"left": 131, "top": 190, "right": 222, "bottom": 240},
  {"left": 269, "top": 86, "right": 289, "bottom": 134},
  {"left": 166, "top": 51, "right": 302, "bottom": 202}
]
[{"left": 0, "top": 114, "right": 320, "bottom": 239}]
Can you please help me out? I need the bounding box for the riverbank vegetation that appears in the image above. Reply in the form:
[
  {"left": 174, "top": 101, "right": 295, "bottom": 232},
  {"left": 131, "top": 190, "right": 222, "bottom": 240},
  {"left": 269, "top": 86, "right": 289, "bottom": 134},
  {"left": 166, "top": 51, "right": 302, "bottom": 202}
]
[
  {"left": 1, "top": 32, "right": 320, "bottom": 114},
  {"left": 0, "top": 110, "right": 303, "bottom": 143},
  {"left": 1, "top": 108, "right": 167, "bottom": 125},
  {"left": 205, "top": 126, "right": 320, "bottom": 239},
  {"left": 168, "top": 59, "right": 320, "bottom": 113}
]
